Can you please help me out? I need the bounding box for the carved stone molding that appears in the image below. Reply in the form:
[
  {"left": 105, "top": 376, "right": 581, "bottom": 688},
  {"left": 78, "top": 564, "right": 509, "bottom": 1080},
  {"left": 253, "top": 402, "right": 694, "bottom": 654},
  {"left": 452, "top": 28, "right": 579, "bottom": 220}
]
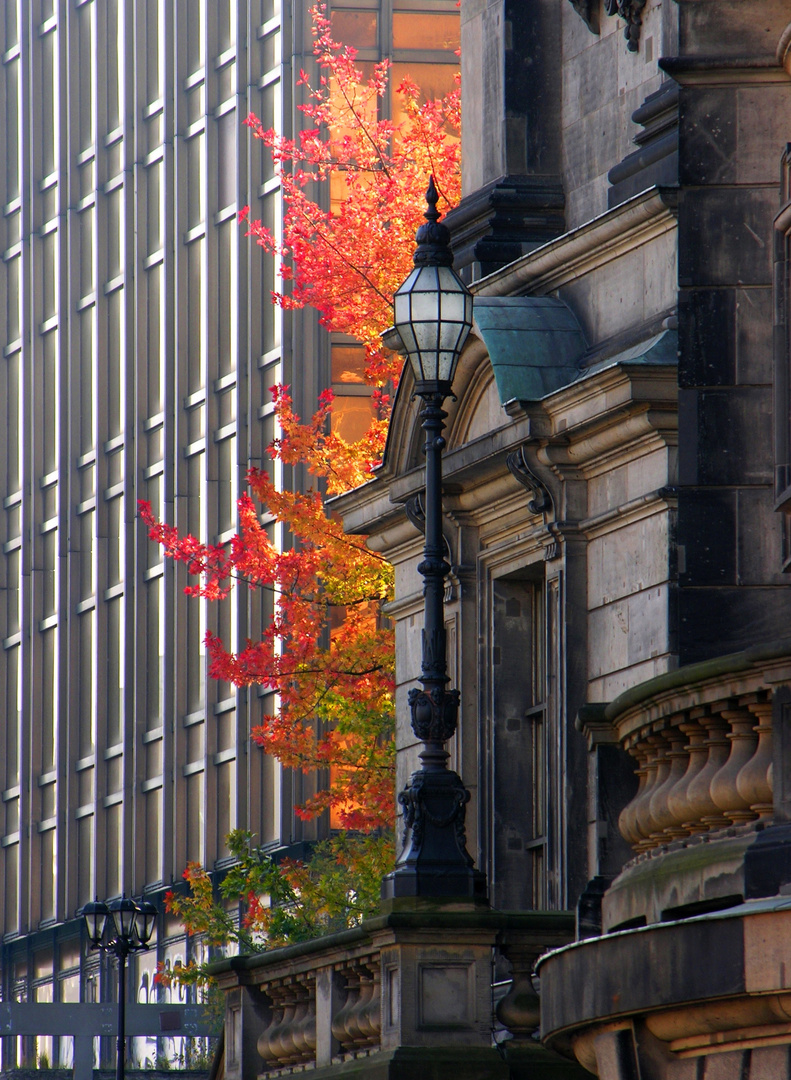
[{"left": 568, "top": 0, "right": 646, "bottom": 53}]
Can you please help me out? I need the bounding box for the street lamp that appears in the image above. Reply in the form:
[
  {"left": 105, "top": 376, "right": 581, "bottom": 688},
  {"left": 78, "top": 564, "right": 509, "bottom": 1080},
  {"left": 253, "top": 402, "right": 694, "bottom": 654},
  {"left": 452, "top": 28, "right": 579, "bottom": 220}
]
[
  {"left": 382, "top": 178, "right": 486, "bottom": 902},
  {"left": 82, "top": 895, "right": 158, "bottom": 1080}
]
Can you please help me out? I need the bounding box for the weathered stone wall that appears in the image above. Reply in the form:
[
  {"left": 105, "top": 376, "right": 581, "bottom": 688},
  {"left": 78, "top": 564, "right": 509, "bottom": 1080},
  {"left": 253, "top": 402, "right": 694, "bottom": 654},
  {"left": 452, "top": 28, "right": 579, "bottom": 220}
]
[
  {"left": 561, "top": 1, "right": 677, "bottom": 229},
  {"left": 673, "top": 2, "right": 791, "bottom": 664}
]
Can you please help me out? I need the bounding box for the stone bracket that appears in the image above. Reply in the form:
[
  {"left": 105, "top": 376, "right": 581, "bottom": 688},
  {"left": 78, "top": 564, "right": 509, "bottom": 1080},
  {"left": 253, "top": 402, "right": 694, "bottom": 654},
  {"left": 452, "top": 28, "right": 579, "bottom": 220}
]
[
  {"left": 507, "top": 446, "right": 554, "bottom": 517},
  {"left": 567, "top": 0, "right": 646, "bottom": 52}
]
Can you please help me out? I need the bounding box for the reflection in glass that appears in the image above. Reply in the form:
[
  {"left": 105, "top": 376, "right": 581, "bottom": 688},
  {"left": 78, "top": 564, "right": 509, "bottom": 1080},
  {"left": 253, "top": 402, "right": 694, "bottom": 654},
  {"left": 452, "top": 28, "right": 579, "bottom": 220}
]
[
  {"left": 393, "top": 12, "right": 460, "bottom": 50},
  {"left": 331, "top": 9, "right": 378, "bottom": 48}
]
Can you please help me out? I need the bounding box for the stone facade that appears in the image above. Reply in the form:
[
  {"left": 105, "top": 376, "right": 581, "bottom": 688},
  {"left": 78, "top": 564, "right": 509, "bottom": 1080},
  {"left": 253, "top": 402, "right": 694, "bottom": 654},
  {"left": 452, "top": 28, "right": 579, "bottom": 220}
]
[{"left": 326, "top": 1, "right": 791, "bottom": 1078}]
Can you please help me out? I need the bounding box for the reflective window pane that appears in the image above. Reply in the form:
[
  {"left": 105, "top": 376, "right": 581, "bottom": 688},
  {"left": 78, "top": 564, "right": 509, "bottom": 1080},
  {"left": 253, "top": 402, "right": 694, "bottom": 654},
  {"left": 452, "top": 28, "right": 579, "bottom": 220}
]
[
  {"left": 393, "top": 12, "right": 460, "bottom": 51},
  {"left": 331, "top": 9, "right": 378, "bottom": 48},
  {"left": 332, "top": 344, "right": 367, "bottom": 383}
]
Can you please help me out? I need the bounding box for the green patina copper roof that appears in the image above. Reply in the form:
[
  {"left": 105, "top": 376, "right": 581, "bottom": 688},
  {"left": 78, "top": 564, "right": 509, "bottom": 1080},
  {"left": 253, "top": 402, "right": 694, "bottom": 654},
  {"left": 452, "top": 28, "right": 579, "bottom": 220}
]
[
  {"left": 582, "top": 327, "right": 679, "bottom": 377},
  {"left": 473, "top": 296, "right": 586, "bottom": 404},
  {"left": 474, "top": 296, "right": 679, "bottom": 406}
]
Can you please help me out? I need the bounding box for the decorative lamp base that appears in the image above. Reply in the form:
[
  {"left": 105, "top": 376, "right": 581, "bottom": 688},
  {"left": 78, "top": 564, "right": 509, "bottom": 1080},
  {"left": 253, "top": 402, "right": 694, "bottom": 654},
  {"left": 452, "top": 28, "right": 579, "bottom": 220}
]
[{"left": 381, "top": 765, "right": 488, "bottom": 902}]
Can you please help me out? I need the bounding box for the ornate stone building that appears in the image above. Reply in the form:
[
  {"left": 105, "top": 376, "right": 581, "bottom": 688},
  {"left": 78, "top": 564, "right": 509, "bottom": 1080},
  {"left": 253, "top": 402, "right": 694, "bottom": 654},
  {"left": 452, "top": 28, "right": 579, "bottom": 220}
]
[{"left": 214, "top": 2, "right": 791, "bottom": 1080}]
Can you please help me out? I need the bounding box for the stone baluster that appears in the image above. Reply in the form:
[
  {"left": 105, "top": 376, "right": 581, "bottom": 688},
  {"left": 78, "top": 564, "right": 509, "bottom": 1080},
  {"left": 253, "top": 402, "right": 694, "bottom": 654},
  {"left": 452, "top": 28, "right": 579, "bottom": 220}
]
[
  {"left": 274, "top": 985, "right": 301, "bottom": 1065},
  {"left": 666, "top": 713, "right": 709, "bottom": 838},
  {"left": 495, "top": 938, "right": 541, "bottom": 1043},
  {"left": 347, "top": 965, "right": 374, "bottom": 1048},
  {"left": 256, "top": 978, "right": 318, "bottom": 1070},
  {"left": 354, "top": 962, "right": 381, "bottom": 1048},
  {"left": 710, "top": 705, "right": 758, "bottom": 825},
  {"left": 635, "top": 732, "right": 670, "bottom": 849},
  {"left": 257, "top": 982, "right": 288, "bottom": 1068},
  {"left": 632, "top": 735, "right": 661, "bottom": 848},
  {"left": 331, "top": 964, "right": 361, "bottom": 1054},
  {"left": 291, "top": 976, "right": 317, "bottom": 1063},
  {"left": 649, "top": 722, "right": 688, "bottom": 842},
  {"left": 687, "top": 712, "right": 731, "bottom": 832},
  {"left": 737, "top": 697, "right": 773, "bottom": 820},
  {"left": 619, "top": 740, "right": 649, "bottom": 849}
]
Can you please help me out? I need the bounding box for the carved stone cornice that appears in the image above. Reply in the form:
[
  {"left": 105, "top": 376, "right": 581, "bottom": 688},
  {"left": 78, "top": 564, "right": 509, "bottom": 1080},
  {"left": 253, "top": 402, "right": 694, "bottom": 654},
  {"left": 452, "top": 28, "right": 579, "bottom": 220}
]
[
  {"left": 659, "top": 54, "right": 790, "bottom": 87},
  {"left": 475, "top": 187, "right": 677, "bottom": 299}
]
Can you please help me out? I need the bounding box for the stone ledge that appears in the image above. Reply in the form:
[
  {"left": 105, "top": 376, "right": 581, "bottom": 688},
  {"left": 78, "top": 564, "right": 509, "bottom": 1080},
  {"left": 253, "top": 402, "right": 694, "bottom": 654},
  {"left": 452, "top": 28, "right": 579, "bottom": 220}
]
[
  {"left": 537, "top": 898, "right": 791, "bottom": 1070},
  {"left": 209, "top": 908, "right": 576, "bottom": 983}
]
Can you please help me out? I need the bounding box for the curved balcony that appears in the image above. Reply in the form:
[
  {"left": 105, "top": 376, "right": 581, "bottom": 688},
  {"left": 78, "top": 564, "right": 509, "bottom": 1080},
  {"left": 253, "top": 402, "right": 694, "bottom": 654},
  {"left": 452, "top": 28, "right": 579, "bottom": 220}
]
[
  {"left": 538, "top": 895, "right": 791, "bottom": 1077},
  {"left": 539, "top": 641, "right": 791, "bottom": 1078},
  {"left": 600, "top": 639, "right": 791, "bottom": 931}
]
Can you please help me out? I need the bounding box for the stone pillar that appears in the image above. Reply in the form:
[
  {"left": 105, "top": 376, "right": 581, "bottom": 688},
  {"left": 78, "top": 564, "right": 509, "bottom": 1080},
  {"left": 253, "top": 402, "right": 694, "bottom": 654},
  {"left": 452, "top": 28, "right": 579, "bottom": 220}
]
[
  {"left": 670, "top": 2, "right": 791, "bottom": 664},
  {"left": 446, "top": 0, "right": 564, "bottom": 279},
  {"left": 224, "top": 985, "right": 269, "bottom": 1080}
]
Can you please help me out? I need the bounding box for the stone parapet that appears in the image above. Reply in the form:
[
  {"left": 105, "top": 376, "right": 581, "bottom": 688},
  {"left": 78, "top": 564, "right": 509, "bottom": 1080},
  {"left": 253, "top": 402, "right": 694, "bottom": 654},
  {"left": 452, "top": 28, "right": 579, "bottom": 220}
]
[{"left": 211, "top": 906, "right": 587, "bottom": 1080}]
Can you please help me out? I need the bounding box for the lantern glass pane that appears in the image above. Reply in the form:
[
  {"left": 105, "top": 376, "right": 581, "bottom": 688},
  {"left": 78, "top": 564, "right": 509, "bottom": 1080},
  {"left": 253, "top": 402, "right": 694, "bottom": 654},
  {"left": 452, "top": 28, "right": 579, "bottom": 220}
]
[
  {"left": 409, "top": 291, "right": 440, "bottom": 324},
  {"left": 437, "top": 353, "right": 453, "bottom": 381},
  {"left": 83, "top": 902, "right": 109, "bottom": 945},
  {"left": 138, "top": 902, "right": 158, "bottom": 945},
  {"left": 110, "top": 898, "right": 138, "bottom": 940}
]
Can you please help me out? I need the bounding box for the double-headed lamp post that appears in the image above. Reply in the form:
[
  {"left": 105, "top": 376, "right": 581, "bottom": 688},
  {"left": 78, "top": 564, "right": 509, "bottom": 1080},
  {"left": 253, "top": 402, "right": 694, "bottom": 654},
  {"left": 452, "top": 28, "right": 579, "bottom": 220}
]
[
  {"left": 81, "top": 896, "right": 158, "bottom": 1080},
  {"left": 382, "top": 179, "right": 487, "bottom": 902}
]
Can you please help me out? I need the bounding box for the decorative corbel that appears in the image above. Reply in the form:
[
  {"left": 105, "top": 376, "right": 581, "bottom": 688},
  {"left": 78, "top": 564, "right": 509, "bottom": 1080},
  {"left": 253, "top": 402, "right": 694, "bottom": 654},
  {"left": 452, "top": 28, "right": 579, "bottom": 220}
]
[
  {"left": 568, "top": 0, "right": 646, "bottom": 52},
  {"left": 405, "top": 491, "right": 427, "bottom": 536},
  {"left": 606, "top": 0, "right": 647, "bottom": 52},
  {"left": 568, "top": 0, "right": 598, "bottom": 33},
  {"left": 506, "top": 446, "right": 554, "bottom": 517}
]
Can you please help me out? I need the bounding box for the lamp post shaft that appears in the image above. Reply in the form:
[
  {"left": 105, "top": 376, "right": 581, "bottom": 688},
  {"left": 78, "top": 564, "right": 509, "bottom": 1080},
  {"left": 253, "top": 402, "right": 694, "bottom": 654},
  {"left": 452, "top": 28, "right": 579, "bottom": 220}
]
[
  {"left": 116, "top": 947, "right": 126, "bottom": 1080},
  {"left": 419, "top": 394, "right": 449, "bottom": 693},
  {"left": 381, "top": 388, "right": 486, "bottom": 902}
]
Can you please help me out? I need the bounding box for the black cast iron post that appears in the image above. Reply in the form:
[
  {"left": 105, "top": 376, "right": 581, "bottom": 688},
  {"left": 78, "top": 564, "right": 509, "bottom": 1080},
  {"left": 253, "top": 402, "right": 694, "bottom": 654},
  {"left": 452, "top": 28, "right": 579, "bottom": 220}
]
[
  {"left": 116, "top": 941, "right": 128, "bottom": 1080},
  {"left": 382, "top": 182, "right": 487, "bottom": 902},
  {"left": 81, "top": 896, "right": 157, "bottom": 1080}
]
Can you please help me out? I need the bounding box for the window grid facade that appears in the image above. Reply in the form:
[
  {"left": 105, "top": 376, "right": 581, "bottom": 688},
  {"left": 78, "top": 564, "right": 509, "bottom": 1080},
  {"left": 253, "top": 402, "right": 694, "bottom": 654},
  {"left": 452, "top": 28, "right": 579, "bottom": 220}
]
[
  {"left": 0, "top": 0, "right": 288, "bottom": 1064},
  {"left": 0, "top": 0, "right": 459, "bottom": 1068}
]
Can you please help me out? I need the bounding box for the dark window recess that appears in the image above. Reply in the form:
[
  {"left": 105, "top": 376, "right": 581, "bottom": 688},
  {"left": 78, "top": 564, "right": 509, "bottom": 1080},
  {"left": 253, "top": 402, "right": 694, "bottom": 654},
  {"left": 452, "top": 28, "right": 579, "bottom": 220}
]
[
  {"left": 491, "top": 574, "right": 549, "bottom": 910},
  {"left": 661, "top": 894, "right": 743, "bottom": 923}
]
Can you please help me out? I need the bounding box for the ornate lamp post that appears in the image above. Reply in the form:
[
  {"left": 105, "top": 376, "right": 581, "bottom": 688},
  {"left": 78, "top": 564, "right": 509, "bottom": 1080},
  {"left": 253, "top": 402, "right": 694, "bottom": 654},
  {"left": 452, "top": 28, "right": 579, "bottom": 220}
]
[
  {"left": 382, "top": 179, "right": 487, "bottom": 902},
  {"left": 82, "top": 896, "right": 158, "bottom": 1080}
]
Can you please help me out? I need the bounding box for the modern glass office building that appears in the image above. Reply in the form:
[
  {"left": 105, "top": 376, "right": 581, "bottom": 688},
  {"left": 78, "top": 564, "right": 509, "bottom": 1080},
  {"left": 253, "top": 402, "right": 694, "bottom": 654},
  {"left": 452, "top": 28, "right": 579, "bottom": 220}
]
[{"left": 0, "top": 0, "right": 458, "bottom": 1069}]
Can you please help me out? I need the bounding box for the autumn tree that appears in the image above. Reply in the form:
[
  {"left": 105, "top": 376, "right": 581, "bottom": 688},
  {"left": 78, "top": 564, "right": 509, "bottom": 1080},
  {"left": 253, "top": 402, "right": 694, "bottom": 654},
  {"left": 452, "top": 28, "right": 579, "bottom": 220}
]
[{"left": 144, "top": 3, "right": 461, "bottom": 979}]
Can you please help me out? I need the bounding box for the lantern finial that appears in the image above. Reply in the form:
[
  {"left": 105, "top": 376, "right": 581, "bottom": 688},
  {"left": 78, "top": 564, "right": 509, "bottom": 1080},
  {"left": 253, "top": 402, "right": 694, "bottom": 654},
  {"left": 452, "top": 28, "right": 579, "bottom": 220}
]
[{"left": 413, "top": 177, "right": 454, "bottom": 269}]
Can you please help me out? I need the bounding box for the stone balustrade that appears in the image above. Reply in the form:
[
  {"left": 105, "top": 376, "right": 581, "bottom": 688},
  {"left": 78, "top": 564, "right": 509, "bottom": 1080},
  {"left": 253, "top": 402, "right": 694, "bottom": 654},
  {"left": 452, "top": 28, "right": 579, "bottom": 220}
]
[
  {"left": 214, "top": 907, "right": 581, "bottom": 1080},
  {"left": 590, "top": 641, "right": 791, "bottom": 931},
  {"left": 618, "top": 691, "right": 773, "bottom": 851}
]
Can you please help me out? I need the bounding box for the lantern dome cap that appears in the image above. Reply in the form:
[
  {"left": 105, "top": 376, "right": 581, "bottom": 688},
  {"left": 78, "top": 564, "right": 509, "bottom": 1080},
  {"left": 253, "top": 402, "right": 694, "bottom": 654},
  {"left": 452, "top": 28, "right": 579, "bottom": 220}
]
[{"left": 392, "top": 179, "right": 473, "bottom": 394}]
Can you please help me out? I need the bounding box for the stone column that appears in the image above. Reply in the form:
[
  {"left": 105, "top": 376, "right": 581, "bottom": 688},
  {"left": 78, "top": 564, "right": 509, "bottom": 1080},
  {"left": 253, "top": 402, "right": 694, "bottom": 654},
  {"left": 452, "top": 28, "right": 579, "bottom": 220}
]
[{"left": 670, "top": 2, "right": 791, "bottom": 664}]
